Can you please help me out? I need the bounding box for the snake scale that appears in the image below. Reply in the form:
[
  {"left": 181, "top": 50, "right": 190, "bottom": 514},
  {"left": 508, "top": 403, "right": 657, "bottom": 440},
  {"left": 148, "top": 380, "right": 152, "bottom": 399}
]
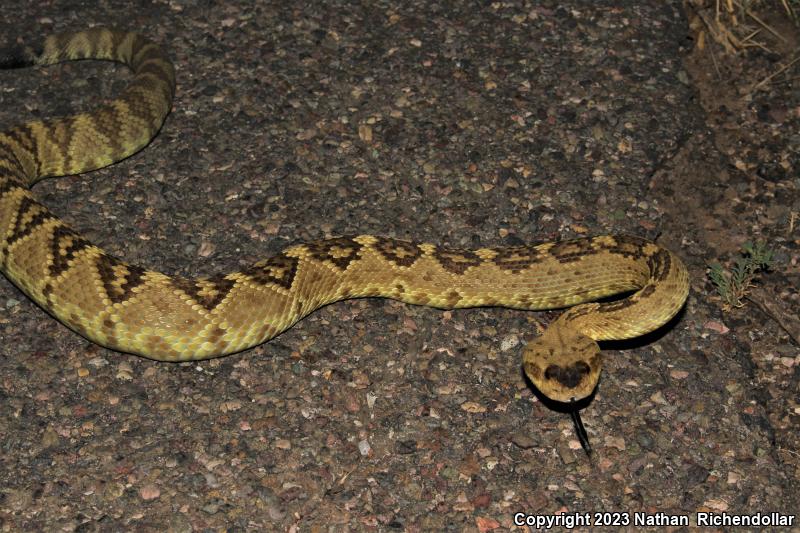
[{"left": 0, "top": 29, "right": 689, "bottom": 407}]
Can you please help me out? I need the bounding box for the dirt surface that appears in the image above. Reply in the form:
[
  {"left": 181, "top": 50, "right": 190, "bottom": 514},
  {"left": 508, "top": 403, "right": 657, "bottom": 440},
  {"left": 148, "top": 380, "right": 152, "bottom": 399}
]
[{"left": 1, "top": 1, "right": 798, "bottom": 531}]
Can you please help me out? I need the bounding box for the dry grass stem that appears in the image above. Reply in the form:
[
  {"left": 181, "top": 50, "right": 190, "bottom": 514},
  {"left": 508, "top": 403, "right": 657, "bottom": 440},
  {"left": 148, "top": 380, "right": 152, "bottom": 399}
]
[{"left": 754, "top": 53, "right": 800, "bottom": 90}]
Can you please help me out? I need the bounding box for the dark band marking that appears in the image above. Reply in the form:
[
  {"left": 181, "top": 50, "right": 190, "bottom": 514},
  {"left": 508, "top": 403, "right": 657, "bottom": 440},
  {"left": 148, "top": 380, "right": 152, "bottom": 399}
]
[
  {"left": 206, "top": 326, "right": 226, "bottom": 347},
  {"left": 306, "top": 237, "right": 362, "bottom": 271},
  {"left": 0, "top": 139, "right": 27, "bottom": 173},
  {"left": 77, "top": 109, "right": 126, "bottom": 160},
  {"left": 492, "top": 246, "right": 546, "bottom": 273},
  {"left": 69, "top": 313, "right": 88, "bottom": 337},
  {"left": 172, "top": 274, "right": 235, "bottom": 312},
  {"left": 48, "top": 225, "right": 92, "bottom": 278},
  {"left": 6, "top": 196, "right": 55, "bottom": 246},
  {"left": 0, "top": 174, "right": 24, "bottom": 196},
  {"left": 594, "top": 235, "right": 649, "bottom": 261},
  {"left": 101, "top": 317, "right": 119, "bottom": 348},
  {"left": 445, "top": 290, "right": 462, "bottom": 307},
  {"left": 647, "top": 249, "right": 672, "bottom": 282},
  {"left": 94, "top": 253, "right": 147, "bottom": 304},
  {"left": 432, "top": 248, "right": 482, "bottom": 275},
  {"left": 242, "top": 253, "right": 299, "bottom": 290},
  {"left": 373, "top": 237, "right": 422, "bottom": 268},
  {"left": 547, "top": 238, "right": 597, "bottom": 264},
  {"left": 41, "top": 283, "right": 54, "bottom": 306},
  {"left": 4, "top": 125, "right": 38, "bottom": 171}
]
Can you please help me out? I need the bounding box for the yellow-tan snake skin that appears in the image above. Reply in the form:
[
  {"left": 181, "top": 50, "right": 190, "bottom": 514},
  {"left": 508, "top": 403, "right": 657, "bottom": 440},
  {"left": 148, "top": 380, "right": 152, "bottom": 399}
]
[{"left": 0, "top": 29, "right": 689, "bottom": 405}]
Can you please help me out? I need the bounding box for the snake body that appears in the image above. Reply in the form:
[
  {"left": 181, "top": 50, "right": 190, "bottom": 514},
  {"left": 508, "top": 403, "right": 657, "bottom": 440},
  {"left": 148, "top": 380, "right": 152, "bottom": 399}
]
[{"left": 0, "top": 29, "right": 689, "bottom": 403}]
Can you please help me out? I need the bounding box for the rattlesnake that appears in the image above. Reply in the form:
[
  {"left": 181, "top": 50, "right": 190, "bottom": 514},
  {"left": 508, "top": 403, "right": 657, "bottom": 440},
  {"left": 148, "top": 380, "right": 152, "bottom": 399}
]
[{"left": 0, "top": 29, "right": 689, "bottom": 414}]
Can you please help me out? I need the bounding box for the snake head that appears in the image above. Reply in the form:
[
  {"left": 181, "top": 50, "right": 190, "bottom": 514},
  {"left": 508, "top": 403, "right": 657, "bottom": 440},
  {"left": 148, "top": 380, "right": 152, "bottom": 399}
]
[{"left": 522, "top": 322, "right": 601, "bottom": 403}]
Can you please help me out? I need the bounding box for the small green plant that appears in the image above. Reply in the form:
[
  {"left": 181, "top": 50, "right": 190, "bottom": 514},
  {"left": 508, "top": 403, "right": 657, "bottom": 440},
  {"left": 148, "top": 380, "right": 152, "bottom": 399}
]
[{"left": 708, "top": 241, "right": 775, "bottom": 309}]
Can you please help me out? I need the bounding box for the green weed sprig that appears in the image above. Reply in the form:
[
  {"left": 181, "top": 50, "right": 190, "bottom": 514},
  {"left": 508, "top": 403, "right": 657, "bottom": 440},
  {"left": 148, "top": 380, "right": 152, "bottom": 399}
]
[{"left": 708, "top": 241, "right": 775, "bottom": 310}]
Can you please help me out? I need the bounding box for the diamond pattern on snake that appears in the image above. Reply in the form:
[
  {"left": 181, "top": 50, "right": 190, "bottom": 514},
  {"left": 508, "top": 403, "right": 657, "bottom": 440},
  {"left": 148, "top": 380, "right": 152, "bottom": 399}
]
[{"left": 0, "top": 30, "right": 690, "bottom": 449}]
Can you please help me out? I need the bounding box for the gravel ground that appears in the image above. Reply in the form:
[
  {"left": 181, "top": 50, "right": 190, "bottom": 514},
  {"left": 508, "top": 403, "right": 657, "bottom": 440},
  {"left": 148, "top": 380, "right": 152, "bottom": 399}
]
[{"left": 1, "top": 1, "right": 798, "bottom": 531}]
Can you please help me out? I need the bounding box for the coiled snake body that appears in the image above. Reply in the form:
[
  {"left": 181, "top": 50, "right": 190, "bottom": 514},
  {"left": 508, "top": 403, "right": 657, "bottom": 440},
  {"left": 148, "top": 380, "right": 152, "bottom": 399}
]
[{"left": 0, "top": 29, "right": 689, "bottom": 407}]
